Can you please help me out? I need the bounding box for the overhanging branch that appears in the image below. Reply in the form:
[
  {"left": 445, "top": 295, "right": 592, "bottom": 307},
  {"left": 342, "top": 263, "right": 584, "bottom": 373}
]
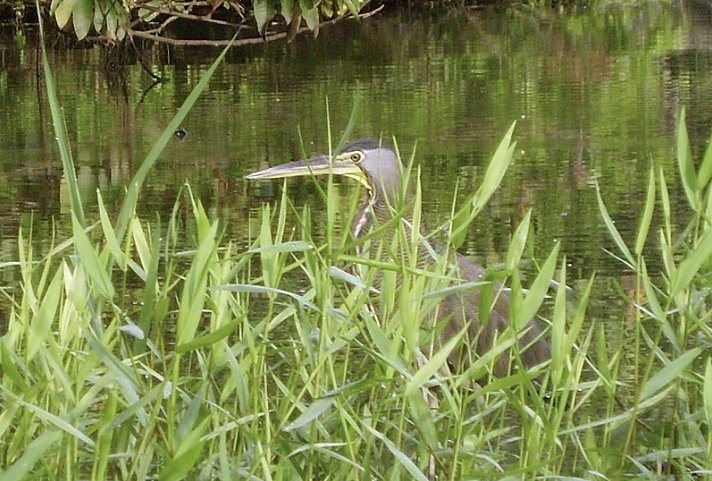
[{"left": 127, "top": 5, "right": 384, "bottom": 47}]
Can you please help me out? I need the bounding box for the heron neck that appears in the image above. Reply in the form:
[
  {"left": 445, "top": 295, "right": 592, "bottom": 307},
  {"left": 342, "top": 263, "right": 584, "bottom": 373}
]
[{"left": 351, "top": 186, "right": 417, "bottom": 239}]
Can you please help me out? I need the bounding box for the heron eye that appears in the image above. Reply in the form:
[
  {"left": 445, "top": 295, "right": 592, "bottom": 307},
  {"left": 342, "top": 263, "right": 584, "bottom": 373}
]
[{"left": 350, "top": 152, "right": 362, "bottom": 163}]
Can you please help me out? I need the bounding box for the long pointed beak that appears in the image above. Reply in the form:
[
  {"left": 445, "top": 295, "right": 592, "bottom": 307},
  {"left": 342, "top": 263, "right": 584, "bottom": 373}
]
[{"left": 245, "top": 155, "right": 364, "bottom": 182}]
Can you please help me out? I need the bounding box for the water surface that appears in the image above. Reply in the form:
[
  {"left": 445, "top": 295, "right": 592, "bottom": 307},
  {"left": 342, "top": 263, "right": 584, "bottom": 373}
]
[{"left": 2, "top": 2, "right": 712, "bottom": 318}]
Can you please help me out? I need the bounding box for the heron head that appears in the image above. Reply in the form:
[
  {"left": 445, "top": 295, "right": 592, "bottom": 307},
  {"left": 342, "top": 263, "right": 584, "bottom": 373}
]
[{"left": 245, "top": 139, "right": 403, "bottom": 203}]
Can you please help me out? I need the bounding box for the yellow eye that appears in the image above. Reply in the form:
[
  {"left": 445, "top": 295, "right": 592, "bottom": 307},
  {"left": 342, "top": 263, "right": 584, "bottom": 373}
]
[{"left": 350, "top": 152, "right": 362, "bottom": 163}]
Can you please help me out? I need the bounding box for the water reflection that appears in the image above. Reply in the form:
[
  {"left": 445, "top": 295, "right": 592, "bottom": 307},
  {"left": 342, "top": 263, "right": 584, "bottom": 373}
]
[{"left": 1, "top": 3, "right": 712, "bottom": 293}]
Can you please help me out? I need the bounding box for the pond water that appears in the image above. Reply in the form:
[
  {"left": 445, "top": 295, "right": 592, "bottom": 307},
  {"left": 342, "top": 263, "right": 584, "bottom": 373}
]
[{"left": 2, "top": 2, "right": 712, "bottom": 319}]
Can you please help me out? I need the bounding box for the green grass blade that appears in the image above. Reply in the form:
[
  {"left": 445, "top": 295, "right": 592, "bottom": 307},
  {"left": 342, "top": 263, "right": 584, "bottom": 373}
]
[
  {"left": 450, "top": 123, "right": 516, "bottom": 243},
  {"left": 677, "top": 109, "right": 699, "bottom": 210},
  {"left": 176, "top": 221, "right": 218, "bottom": 347},
  {"left": 131, "top": 218, "right": 152, "bottom": 277},
  {"left": 639, "top": 348, "right": 701, "bottom": 401},
  {"left": 137, "top": 223, "right": 163, "bottom": 350},
  {"left": 519, "top": 241, "right": 560, "bottom": 326},
  {"left": 37, "top": 5, "right": 84, "bottom": 226},
  {"left": 71, "top": 214, "right": 115, "bottom": 299},
  {"left": 506, "top": 209, "right": 531, "bottom": 271},
  {"left": 550, "top": 257, "right": 568, "bottom": 384},
  {"left": 99, "top": 383, "right": 165, "bottom": 434},
  {"left": 97, "top": 191, "right": 126, "bottom": 269},
  {"left": 333, "top": 92, "right": 361, "bottom": 155},
  {"left": 635, "top": 166, "right": 656, "bottom": 257},
  {"left": 27, "top": 266, "right": 63, "bottom": 360},
  {"left": 363, "top": 424, "right": 429, "bottom": 481},
  {"left": 284, "top": 398, "right": 334, "bottom": 431},
  {"left": 1, "top": 389, "right": 94, "bottom": 447},
  {"left": 114, "top": 34, "right": 238, "bottom": 241},
  {"left": 563, "top": 274, "right": 594, "bottom": 362},
  {"left": 176, "top": 319, "right": 240, "bottom": 354},
  {"left": 640, "top": 259, "right": 665, "bottom": 321},
  {"left": 596, "top": 183, "right": 634, "bottom": 266},
  {"left": 0, "top": 429, "right": 62, "bottom": 481},
  {"left": 704, "top": 359, "right": 712, "bottom": 460},
  {"left": 472, "top": 121, "right": 516, "bottom": 215},
  {"left": 699, "top": 131, "right": 712, "bottom": 189},
  {"left": 670, "top": 228, "right": 712, "bottom": 296},
  {"left": 158, "top": 419, "right": 209, "bottom": 481},
  {"left": 406, "top": 328, "right": 464, "bottom": 396}
]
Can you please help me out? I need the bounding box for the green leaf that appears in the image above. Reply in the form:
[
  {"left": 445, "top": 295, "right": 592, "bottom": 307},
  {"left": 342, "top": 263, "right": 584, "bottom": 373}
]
[
  {"left": 131, "top": 218, "right": 151, "bottom": 275},
  {"left": 406, "top": 328, "right": 464, "bottom": 396},
  {"left": 0, "top": 429, "right": 62, "bottom": 481},
  {"left": 176, "top": 319, "right": 239, "bottom": 354},
  {"left": 97, "top": 191, "right": 125, "bottom": 269},
  {"left": 54, "top": 0, "right": 77, "bottom": 28},
  {"left": 93, "top": 0, "right": 105, "bottom": 33},
  {"left": 472, "top": 122, "right": 515, "bottom": 215},
  {"left": 640, "top": 348, "right": 701, "bottom": 401},
  {"left": 158, "top": 419, "right": 209, "bottom": 481},
  {"left": 449, "top": 200, "right": 472, "bottom": 250},
  {"left": 634, "top": 167, "right": 656, "bottom": 257},
  {"left": 217, "top": 283, "right": 318, "bottom": 311},
  {"left": 363, "top": 424, "right": 429, "bottom": 481},
  {"left": 105, "top": 5, "right": 118, "bottom": 39},
  {"left": 27, "top": 266, "right": 63, "bottom": 359},
  {"left": 550, "top": 257, "right": 568, "bottom": 383},
  {"left": 595, "top": 182, "right": 634, "bottom": 267},
  {"left": 450, "top": 124, "right": 515, "bottom": 246},
  {"left": 116, "top": 11, "right": 127, "bottom": 40},
  {"left": 406, "top": 390, "right": 439, "bottom": 450},
  {"left": 176, "top": 221, "right": 218, "bottom": 346},
  {"left": 39, "top": 9, "right": 85, "bottom": 226},
  {"left": 0, "top": 344, "right": 30, "bottom": 393},
  {"left": 284, "top": 398, "right": 333, "bottom": 431},
  {"left": 72, "top": 214, "right": 115, "bottom": 299},
  {"left": 137, "top": 225, "right": 162, "bottom": 351},
  {"left": 640, "top": 260, "right": 664, "bottom": 321},
  {"left": 670, "top": 228, "right": 712, "bottom": 296},
  {"left": 505, "top": 209, "right": 531, "bottom": 271},
  {"left": 72, "top": 0, "right": 94, "bottom": 39},
  {"left": 519, "top": 241, "right": 560, "bottom": 326},
  {"left": 301, "top": 5, "right": 319, "bottom": 31},
  {"left": 677, "top": 109, "right": 699, "bottom": 210},
  {"left": 699, "top": 127, "right": 712, "bottom": 188},
  {"left": 50, "top": 0, "right": 63, "bottom": 13},
  {"left": 704, "top": 359, "right": 712, "bottom": 431},
  {"left": 564, "top": 274, "right": 593, "bottom": 354},
  {"left": 254, "top": 0, "right": 276, "bottom": 35},
  {"left": 329, "top": 265, "right": 373, "bottom": 291},
  {"left": 114, "top": 31, "right": 238, "bottom": 241},
  {"left": 343, "top": 0, "right": 360, "bottom": 16},
  {"left": 248, "top": 241, "right": 314, "bottom": 254},
  {"left": 299, "top": 0, "right": 319, "bottom": 32},
  {"left": 2, "top": 390, "right": 94, "bottom": 447},
  {"left": 280, "top": 0, "right": 294, "bottom": 23}
]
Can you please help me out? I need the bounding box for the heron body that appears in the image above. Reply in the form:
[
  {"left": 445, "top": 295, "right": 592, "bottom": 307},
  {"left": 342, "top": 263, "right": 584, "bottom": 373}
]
[{"left": 246, "top": 139, "right": 549, "bottom": 377}]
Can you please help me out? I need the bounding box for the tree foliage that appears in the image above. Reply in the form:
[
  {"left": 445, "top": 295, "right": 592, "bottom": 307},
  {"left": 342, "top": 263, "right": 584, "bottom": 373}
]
[{"left": 44, "top": 0, "right": 371, "bottom": 43}]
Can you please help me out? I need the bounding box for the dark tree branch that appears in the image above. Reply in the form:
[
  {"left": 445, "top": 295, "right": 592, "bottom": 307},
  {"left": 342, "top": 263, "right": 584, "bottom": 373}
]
[
  {"left": 138, "top": 4, "right": 244, "bottom": 28},
  {"left": 127, "top": 5, "right": 384, "bottom": 47}
]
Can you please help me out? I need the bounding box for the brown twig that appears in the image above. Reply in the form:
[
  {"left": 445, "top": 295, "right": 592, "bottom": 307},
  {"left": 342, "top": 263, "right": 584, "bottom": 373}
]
[{"left": 127, "top": 5, "right": 384, "bottom": 47}]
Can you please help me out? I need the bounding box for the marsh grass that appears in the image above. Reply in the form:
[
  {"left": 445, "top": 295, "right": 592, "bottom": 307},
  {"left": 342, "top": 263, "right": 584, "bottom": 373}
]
[{"left": 1, "top": 27, "right": 711, "bottom": 481}]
